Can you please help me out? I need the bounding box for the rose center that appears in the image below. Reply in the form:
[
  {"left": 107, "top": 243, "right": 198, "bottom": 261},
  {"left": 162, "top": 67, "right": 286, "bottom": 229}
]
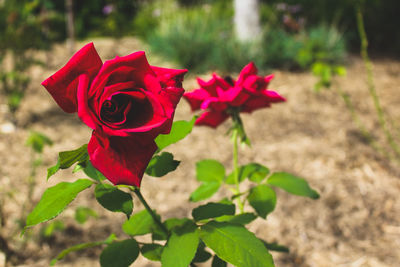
[
  {"left": 100, "top": 96, "right": 130, "bottom": 124},
  {"left": 102, "top": 100, "right": 117, "bottom": 113},
  {"left": 99, "top": 92, "right": 153, "bottom": 128}
]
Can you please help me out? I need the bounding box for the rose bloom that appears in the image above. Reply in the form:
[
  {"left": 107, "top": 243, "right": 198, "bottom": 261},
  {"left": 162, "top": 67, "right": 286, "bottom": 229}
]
[
  {"left": 42, "top": 43, "right": 187, "bottom": 186},
  {"left": 183, "top": 62, "right": 285, "bottom": 127}
]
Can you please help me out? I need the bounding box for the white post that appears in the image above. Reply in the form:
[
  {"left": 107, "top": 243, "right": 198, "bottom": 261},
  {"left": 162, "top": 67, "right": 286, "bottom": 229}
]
[{"left": 234, "top": 0, "right": 261, "bottom": 42}]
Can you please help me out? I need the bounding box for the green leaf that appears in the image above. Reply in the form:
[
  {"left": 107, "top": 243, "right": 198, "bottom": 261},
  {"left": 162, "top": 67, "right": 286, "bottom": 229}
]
[
  {"left": 82, "top": 161, "right": 106, "bottom": 181},
  {"left": 100, "top": 239, "right": 139, "bottom": 267},
  {"left": 199, "top": 221, "right": 274, "bottom": 267},
  {"left": 196, "top": 159, "right": 225, "bottom": 183},
  {"left": 47, "top": 163, "right": 60, "bottom": 180},
  {"left": 94, "top": 184, "right": 133, "bottom": 216},
  {"left": 122, "top": 209, "right": 161, "bottom": 236},
  {"left": 334, "top": 65, "right": 347, "bottom": 76},
  {"left": 267, "top": 172, "right": 320, "bottom": 199},
  {"left": 25, "top": 179, "right": 94, "bottom": 230},
  {"left": 161, "top": 220, "right": 199, "bottom": 267},
  {"left": 247, "top": 185, "right": 276, "bottom": 218},
  {"left": 246, "top": 164, "right": 270, "bottom": 183},
  {"left": 145, "top": 152, "right": 180, "bottom": 177},
  {"left": 50, "top": 234, "right": 116, "bottom": 265},
  {"left": 226, "top": 163, "right": 270, "bottom": 184},
  {"left": 189, "top": 181, "right": 220, "bottom": 202},
  {"left": 73, "top": 163, "right": 85, "bottom": 173},
  {"left": 58, "top": 144, "right": 88, "bottom": 169},
  {"left": 192, "top": 202, "right": 235, "bottom": 221},
  {"left": 262, "top": 241, "right": 289, "bottom": 253},
  {"left": 26, "top": 131, "right": 52, "bottom": 153},
  {"left": 40, "top": 220, "right": 65, "bottom": 238},
  {"left": 47, "top": 144, "right": 89, "bottom": 180},
  {"left": 193, "top": 241, "right": 212, "bottom": 263},
  {"left": 212, "top": 255, "right": 227, "bottom": 267},
  {"left": 215, "top": 213, "right": 257, "bottom": 225},
  {"left": 141, "top": 243, "right": 163, "bottom": 261},
  {"left": 74, "top": 206, "right": 98, "bottom": 224},
  {"left": 164, "top": 218, "right": 192, "bottom": 231},
  {"left": 155, "top": 116, "right": 196, "bottom": 151}
]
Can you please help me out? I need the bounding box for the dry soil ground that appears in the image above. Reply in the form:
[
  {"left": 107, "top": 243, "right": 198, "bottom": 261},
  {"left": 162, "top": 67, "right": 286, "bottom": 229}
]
[{"left": 0, "top": 38, "right": 399, "bottom": 267}]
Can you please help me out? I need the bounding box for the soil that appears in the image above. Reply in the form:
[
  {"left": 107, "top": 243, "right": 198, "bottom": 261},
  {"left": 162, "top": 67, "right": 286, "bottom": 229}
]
[{"left": 0, "top": 37, "right": 400, "bottom": 267}]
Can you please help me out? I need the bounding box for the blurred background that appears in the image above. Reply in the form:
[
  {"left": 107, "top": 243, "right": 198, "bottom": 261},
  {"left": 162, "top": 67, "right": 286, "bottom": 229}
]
[{"left": 0, "top": 0, "right": 400, "bottom": 266}]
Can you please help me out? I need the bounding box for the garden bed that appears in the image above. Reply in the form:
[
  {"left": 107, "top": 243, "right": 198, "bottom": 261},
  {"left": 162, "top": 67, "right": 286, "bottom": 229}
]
[{"left": 0, "top": 37, "right": 399, "bottom": 267}]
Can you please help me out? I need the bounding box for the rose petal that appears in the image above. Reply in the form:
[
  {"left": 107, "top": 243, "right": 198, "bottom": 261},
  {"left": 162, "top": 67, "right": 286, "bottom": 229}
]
[
  {"left": 156, "top": 86, "right": 185, "bottom": 134},
  {"left": 241, "top": 91, "right": 285, "bottom": 113},
  {"left": 241, "top": 95, "right": 272, "bottom": 113},
  {"left": 151, "top": 66, "right": 187, "bottom": 88},
  {"left": 195, "top": 111, "right": 229, "bottom": 128},
  {"left": 263, "top": 90, "right": 286, "bottom": 103},
  {"left": 265, "top": 74, "right": 274, "bottom": 84},
  {"left": 42, "top": 43, "right": 102, "bottom": 113},
  {"left": 242, "top": 75, "right": 267, "bottom": 94},
  {"left": 196, "top": 77, "right": 218, "bottom": 97},
  {"left": 236, "top": 62, "right": 258, "bottom": 87},
  {"left": 200, "top": 97, "right": 228, "bottom": 112},
  {"left": 218, "top": 86, "right": 249, "bottom": 107},
  {"left": 77, "top": 74, "right": 97, "bottom": 129},
  {"left": 88, "top": 130, "right": 157, "bottom": 186},
  {"left": 99, "top": 89, "right": 168, "bottom": 137},
  {"left": 183, "top": 89, "right": 210, "bottom": 111},
  {"left": 90, "top": 51, "right": 156, "bottom": 98}
]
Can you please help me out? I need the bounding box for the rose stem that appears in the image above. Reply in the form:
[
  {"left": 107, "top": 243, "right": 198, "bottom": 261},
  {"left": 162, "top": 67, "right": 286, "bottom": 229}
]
[
  {"left": 132, "top": 187, "right": 169, "bottom": 235},
  {"left": 232, "top": 119, "right": 245, "bottom": 213}
]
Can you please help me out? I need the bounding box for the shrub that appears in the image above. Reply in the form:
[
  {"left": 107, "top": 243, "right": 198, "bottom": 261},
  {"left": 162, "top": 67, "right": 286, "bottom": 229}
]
[
  {"left": 145, "top": 1, "right": 346, "bottom": 73},
  {"left": 296, "top": 25, "right": 346, "bottom": 68},
  {"left": 147, "top": 5, "right": 252, "bottom": 73}
]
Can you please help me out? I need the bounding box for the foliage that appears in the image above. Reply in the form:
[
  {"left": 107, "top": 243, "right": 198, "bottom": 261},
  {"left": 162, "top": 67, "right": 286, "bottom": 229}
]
[
  {"left": 146, "top": 3, "right": 251, "bottom": 73},
  {"left": 0, "top": 0, "right": 62, "bottom": 115},
  {"left": 144, "top": 1, "right": 346, "bottom": 73},
  {"left": 296, "top": 25, "right": 346, "bottom": 68},
  {"left": 312, "top": 4, "right": 400, "bottom": 164},
  {"left": 259, "top": 0, "right": 400, "bottom": 55},
  {"left": 25, "top": 109, "right": 319, "bottom": 266}
]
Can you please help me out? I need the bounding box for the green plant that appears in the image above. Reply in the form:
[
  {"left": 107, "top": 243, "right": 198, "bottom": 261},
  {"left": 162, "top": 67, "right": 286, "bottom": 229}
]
[
  {"left": 147, "top": 4, "right": 251, "bottom": 73},
  {"left": 310, "top": 2, "right": 400, "bottom": 163},
  {"left": 296, "top": 25, "right": 346, "bottom": 68},
  {"left": 256, "top": 28, "right": 303, "bottom": 70},
  {"left": 0, "top": 0, "right": 56, "bottom": 117}
]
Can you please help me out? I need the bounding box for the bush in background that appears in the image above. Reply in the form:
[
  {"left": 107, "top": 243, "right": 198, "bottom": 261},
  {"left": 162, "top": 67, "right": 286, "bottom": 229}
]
[
  {"left": 145, "top": 1, "right": 253, "bottom": 74},
  {"left": 143, "top": 1, "right": 347, "bottom": 73}
]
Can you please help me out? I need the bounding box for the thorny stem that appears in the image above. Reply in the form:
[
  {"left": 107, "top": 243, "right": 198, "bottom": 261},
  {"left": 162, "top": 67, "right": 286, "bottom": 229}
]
[
  {"left": 356, "top": 3, "right": 400, "bottom": 159},
  {"left": 131, "top": 187, "right": 169, "bottom": 235}
]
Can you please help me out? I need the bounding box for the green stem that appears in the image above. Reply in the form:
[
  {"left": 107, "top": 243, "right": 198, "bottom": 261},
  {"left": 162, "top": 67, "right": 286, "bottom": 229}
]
[
  {"left": 356, "top": 3, "right": 400, "bottom": 159},
  {"left": 131, "top": 187, "right": 168, "bottom": 235},
  {"left": 231, "top": 119, "right": 244, "bottom": 213},
  {"left": 335, "top": 85, "right": 393, "bottom": 161}
]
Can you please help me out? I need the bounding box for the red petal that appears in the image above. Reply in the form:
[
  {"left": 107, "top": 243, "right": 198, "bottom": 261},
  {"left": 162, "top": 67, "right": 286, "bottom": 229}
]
[
  {"left": 236, "top": 62, "right": 258, "bottom": 87},
  {"left": 156, "top": 86, "right": 185, "bottom": 134},
  {"left": 88, "top": 131, "right": 157, "bottom": 187},
  {"left": 90, "top": 51, "right": 157, "bottom": 98},
  {"left": 42, "top": 43, "right": 102, "bottom": 113},
  {"left": 219, "top": 86, "right": 250, "bottom": 107},
  {"left": 196, "top": 111, "right": 229, "bottom": 128},
  {"left": 183, "top": 89, "right": 210, "bottom": 111},
  {"left": 263, "top": 90, "right": 286, "bottom": 102},
  {"left": 151, "top": 66, "right": 187, "bottom": 88}
]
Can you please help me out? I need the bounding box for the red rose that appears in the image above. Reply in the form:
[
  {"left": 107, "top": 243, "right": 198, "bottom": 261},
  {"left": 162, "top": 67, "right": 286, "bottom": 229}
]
[
  {"left": 183, "top": 62, "right": 285, "bottom": 127},
  {"left": 42, "top": 43, "right": 187, "bottom": 186}
]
